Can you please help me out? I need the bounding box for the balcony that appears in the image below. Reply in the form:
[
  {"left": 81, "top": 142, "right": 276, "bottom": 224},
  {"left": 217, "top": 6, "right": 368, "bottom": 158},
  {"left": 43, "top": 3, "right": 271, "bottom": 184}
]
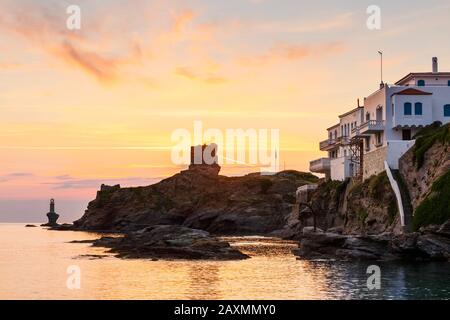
[
  {"left": 337, "top": 136, "right": 350, "bottom": 145},
  {"left": 309, "top": 157, "right": 331, "bottom": 173},
  {"left": 352, "top": 120, "right": 385, "bottom": 135},
  {"left": 319, "top": 138, "right": 337, "bottom": 151}
]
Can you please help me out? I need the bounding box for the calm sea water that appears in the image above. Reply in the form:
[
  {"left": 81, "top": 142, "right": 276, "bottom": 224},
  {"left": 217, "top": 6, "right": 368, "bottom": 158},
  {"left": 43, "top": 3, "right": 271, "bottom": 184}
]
[{"left": 0, "top": 223, "right": 449, "bottom": 300}]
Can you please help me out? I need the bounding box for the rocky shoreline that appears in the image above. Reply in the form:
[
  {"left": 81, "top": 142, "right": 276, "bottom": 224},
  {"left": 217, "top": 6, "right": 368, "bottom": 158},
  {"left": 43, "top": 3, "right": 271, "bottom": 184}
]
[
  {"left": 293, "top": 220, "right": 450, "bottom": 261},
  {"left": 90, "top": 225, "right": 249, "bottom": 260}
]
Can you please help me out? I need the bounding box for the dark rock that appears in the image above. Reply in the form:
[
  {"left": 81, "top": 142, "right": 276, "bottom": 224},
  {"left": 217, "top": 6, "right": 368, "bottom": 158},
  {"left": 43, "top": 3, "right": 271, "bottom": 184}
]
[
  {"left": 25, "top": 224, "right": 37, "bottom": 227},
  {"left": 416, "top": 233, "right": 450, "bottom": 260},
  {"left": 294, "top": 220, "right": 450, "bottom": 261},
  {"left": 92, "top": 225, "right": 250, "bottom": 260},
  {"left": 73, "top": 169, "right": 318, "bottom": 235},
  {"left": 50, "top": 223, "right": 74, "bottom": 231},
  {"left": 69, "top": 239, "right": 96, "bottom": 244}
]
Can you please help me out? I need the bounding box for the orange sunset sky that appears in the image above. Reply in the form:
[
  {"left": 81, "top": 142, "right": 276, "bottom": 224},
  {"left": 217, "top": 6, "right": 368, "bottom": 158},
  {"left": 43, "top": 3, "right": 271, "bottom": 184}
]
[{"left": 2, "top": 0, "right": 450, "bottom": 221}]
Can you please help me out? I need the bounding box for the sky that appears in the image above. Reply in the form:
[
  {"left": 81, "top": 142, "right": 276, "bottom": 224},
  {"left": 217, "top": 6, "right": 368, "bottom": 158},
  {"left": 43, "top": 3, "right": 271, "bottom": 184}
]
[{"left": 1, "top": 0, "right": 450, "bottom": 222}]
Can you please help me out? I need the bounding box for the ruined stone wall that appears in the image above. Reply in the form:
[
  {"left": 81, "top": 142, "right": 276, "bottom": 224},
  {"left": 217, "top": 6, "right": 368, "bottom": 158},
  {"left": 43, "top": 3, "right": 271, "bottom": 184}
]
[{"left": 363, "top": 146, "right": 387, "bottom": 180}]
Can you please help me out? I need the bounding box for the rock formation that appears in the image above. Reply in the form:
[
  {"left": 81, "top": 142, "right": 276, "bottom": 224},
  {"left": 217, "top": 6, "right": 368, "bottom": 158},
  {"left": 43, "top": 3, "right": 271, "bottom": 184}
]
[
  {"left": 92, "top": 225, "right": 249, "bottom": 260},
  {"left": 294, "top": 221, "right": 450, "bottom": 261},
  {"left": 73, "top": 166, "right": 319, "bottom": 235}
]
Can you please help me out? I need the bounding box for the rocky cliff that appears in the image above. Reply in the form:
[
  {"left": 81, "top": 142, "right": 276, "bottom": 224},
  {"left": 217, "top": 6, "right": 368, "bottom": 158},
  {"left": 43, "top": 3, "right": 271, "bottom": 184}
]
[
  {"left": 294, "top": 122, "right": 450, "bottom": 261},
  {"left": 303, "top": 172, "right": 401, "bottom": 237},
  {"left": 399, "top": 122, "right": 450, "bottom": 230},
  {"left": 73, "top": 166, "right": 318, "bottom": 235}
]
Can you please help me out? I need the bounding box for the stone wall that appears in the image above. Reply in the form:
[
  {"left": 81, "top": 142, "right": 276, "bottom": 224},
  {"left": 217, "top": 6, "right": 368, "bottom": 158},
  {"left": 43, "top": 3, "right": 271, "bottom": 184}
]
[{"left": 363, "top": 146, "right": 387, "bottom": 180}]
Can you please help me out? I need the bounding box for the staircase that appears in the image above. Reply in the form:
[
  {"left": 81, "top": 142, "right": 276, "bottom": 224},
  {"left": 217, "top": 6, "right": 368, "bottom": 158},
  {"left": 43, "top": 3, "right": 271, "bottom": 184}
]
[
  {"left": 390, "top": 169, "right": 413, "bottom": 232},
  {"left": 382, "top": 160, "right": 413, "bottom": 233}
]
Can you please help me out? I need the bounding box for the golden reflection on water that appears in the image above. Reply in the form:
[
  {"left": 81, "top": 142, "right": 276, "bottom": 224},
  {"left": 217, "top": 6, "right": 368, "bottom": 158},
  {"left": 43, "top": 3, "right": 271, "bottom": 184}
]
[
  {"left": 2, "top": 224, "right": 447, "bottom": 299},
  {"left": 0, "top": 225, "right": 333, "bottom": 299}
]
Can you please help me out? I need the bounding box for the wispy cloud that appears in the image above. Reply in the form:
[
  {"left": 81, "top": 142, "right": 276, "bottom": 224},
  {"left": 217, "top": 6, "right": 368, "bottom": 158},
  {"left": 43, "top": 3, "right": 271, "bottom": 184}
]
[
  {"left": 0, "top": 1, "right": 144, "bottom": 83},
  {"left": 252, "top": 12, "right": 354, "bottom": 34},
  {"left": 239, "top": 41, "right": 345, "bottom": 66},
  {"left": 0, "top": 172, "right": 34, "bottom": 183},
  {"left": 43, "top": 176, "right": 159, "bottom": 189},
  {"left": 55, "top": 41, "right": 120, "bottom": 83},
  {"left": 175, "top": 66, "right": 227, "bottom": 84}
]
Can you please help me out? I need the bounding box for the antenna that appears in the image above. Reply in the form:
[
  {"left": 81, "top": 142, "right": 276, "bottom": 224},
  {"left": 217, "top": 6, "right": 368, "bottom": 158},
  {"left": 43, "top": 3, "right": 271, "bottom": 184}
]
[{"left": 378, "top": 51, "right": 383, "bottom": 86}]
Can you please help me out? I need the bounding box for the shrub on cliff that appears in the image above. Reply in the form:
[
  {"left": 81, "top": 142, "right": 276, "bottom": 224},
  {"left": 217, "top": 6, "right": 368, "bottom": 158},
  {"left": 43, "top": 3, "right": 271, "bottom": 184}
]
[
  {"left": 413, "top": 170, "right": 450, "bottom": 230},
  {"left": 413, "top": 122, "right": 450, "bottom": 169}
]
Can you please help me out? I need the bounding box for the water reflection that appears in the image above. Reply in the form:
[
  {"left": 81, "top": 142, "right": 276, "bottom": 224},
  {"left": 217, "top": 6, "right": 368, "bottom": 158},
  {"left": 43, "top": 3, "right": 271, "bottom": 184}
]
[
  {"left": 187, "top": 264, "right": 222, "bottom": 299},
  {"left": 0, "top": 224, "right": 449, "bottom": 300}
]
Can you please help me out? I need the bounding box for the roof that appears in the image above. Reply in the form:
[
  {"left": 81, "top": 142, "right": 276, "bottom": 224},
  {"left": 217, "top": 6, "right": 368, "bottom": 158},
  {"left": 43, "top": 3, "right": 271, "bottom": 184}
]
[
  {"left": 395, "top": 72, "right": 450, "bottom": 85},
  {"left": 391, "top": 88, "right": 433, "bottom": 97},
  {"left": 326, "top": 123, "right": 340, "bottom": 131},
  {"left": 338, "top": 106, "right": 363, "bottom": 118}
]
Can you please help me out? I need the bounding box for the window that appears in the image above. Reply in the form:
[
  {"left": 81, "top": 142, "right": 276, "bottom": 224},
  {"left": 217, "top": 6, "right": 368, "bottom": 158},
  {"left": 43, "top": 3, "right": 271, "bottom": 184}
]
[
  {"left": 404, "top": 102, "right": 412, "bottom": 115},
  {"left": 448, "top": 80, "right": 450, "bottom": 87},
  {"left": 444, "top": 105, "right": 450, "bottom": 117},
  {"left": 417, "top": 80, "right": 425, "bottom": 86},
  {"left": 415, "top": 102, "right": 423, "bottom": 115},
  {"left": 402, "top": 129, "right": 411, "bottom": 141},
  {"left": 375, "top": 132, "right": 383, "bottom": 146}
]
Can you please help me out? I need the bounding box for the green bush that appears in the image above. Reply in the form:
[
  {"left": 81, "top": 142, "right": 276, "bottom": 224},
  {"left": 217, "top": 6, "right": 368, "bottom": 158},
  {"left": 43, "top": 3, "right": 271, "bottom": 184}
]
[
  {"left": 358, "top": 209, "right": 369, "bottom": 223},
  {"left": 368, "top": 172, "right": 389, "bottom": 200},
  {"left": 413, "top": 170, "right": 450, "bottom": 230},
  {"left": 387, "top": 197, "right": 398, "bottom": 225},
  {"left": 413, "top": 122, "right": 450, "bottom": 169},
  {"left": 348, "top": 181, "right": 363, "bottom": 197}
]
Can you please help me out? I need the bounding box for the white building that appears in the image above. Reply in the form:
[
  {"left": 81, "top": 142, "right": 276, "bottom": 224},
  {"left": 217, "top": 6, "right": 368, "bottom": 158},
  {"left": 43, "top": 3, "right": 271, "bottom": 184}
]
[{"left": 310, "top": 57, "right": 450, "bottom": 181}]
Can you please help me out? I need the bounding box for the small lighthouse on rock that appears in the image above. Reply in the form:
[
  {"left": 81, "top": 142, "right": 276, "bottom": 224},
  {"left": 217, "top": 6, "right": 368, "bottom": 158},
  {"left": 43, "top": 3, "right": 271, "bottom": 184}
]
[{"left": 44, "top": 199, "right": 60, "bottom": 226}]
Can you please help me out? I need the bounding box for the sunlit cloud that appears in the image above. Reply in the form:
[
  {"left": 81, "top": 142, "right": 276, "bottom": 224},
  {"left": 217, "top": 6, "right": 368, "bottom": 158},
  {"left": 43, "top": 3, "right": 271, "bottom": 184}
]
[
  {"left": 0, "top": 172, "right": 34, "bottom": 183},
  {"left": 239, "top": 42, "right": 345, "bottom": 66},
  {"left": 252, "top": 12, "right": 354, "bottom": 34},
  {"left": 43, "top": 176, "right": 159, "bottom": 189}
]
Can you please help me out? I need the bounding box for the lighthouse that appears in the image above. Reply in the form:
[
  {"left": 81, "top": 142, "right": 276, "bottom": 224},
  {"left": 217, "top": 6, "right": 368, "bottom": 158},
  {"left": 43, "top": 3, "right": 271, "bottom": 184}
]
[{"left": 45, "top": 199, "right": 60, "bottom": 226}]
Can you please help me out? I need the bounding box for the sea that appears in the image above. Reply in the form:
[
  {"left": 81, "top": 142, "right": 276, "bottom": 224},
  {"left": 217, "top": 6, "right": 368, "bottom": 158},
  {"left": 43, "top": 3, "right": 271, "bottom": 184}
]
[{"left": 0, "top": 223, "right": 449, "bottom": 300}]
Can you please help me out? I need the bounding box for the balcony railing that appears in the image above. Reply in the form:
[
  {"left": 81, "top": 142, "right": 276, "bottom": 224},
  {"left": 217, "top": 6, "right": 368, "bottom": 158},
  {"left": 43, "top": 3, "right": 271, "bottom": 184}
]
[
  {"left": 319, "top": 136, "right": 351, "bottom": 150},
  {"left": 352, "top": 120, "right": 385, "bottom": 135},
  {"left": 309, "top": 157, "right": 331, "bottom": 173},
  {"left": 337, "top": 136, "right": 350, "bottom": 145},
  {"left": 319, "top": 138, "right": 336, "bottom": 150}
]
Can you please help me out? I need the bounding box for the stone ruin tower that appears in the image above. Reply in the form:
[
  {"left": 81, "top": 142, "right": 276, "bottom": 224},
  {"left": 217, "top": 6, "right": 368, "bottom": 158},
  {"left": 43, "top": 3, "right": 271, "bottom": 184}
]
[{"left": 188, "top": 143, "right": 221, "bottom": 175}]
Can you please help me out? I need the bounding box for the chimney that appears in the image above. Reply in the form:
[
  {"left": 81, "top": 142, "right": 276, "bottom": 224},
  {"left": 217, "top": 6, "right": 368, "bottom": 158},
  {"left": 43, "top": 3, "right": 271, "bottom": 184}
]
[{"left": 432, "top": 57, "right": 438, "bottom": 73}]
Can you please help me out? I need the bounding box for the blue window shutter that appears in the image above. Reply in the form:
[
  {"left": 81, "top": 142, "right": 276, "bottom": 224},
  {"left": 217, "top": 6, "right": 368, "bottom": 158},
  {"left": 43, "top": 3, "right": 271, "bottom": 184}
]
[
  {"left": 415, "top": 102, "right": 423, "bottom": 115},
  {"left": 417, "top": 80, "right": 425, "bottom": 86},
  {"left": 444, "top": 105, "right": 450, "bottom": 117},
  {"left": 404, "top": 103, "right": 412, "bottom": 115}
]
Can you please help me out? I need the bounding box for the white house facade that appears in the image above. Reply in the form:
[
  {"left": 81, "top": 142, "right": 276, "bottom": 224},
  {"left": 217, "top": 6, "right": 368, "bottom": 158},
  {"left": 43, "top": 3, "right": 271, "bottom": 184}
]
[{"left": 310, "top": 58, "right": 450, "bottom": 181}]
